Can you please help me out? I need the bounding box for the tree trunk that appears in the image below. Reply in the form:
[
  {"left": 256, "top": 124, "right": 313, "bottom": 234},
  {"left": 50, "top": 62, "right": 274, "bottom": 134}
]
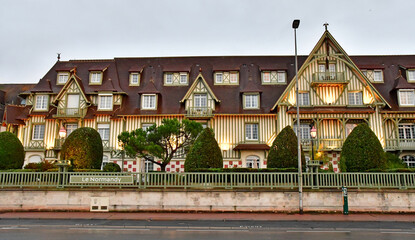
[{"left": 160, "top": 163, "right": 167, "bottom": 172}]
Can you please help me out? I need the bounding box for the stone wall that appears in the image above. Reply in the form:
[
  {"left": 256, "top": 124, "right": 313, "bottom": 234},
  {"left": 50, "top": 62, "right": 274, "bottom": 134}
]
[{"left": 0, "top": 189, "right": 414, "bottom": 213}]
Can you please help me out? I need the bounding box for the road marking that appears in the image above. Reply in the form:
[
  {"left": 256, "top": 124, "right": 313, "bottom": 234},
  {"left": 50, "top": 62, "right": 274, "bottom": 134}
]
[
  {"left": 381, "top": 232, "right": 415, "bottom": 235},
  {"left": 176, "top": 229, "right": 249, "bottom": 232},
  {"left": 286, "top": 230, "right": 351, "bottom": 233},
  {"left": 0, "top": 227, "right": 30, "bottom": 230},
  {"left": 69, "top": 228, "right": 149, "bottom": 231}
]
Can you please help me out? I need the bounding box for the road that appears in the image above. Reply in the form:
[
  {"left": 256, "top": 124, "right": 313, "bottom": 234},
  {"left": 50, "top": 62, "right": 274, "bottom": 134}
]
[{"left": 0, "top": 219, "right": 414, "bottom": 240}]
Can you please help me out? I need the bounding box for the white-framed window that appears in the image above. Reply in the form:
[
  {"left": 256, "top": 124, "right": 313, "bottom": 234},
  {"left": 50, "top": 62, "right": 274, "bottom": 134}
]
[
  {"left": 399, "top": 90, "right": 415, "bottom": 106},
  {"left": 215, "top": 73, "right": 223, "bottom": 83},
  {"left": 130, "top": 73, "right": 140, "bottom": 85},
  {"left": 142, "top": 123, "right": 154, "bottom": 131},
  {"left": 230, "top": 72, "right": 238, "bottom": 83},
  {"left": 407, "top": 70, "right": 415, "bottom": 82},
  {"left": 101, "top": 155, "right": 110, "bottom": 170},
  {"left": 57, "top": 72, "right": 69, "bottom": 84},
  {"left": 298, "top": 92, "right": 310, "bottom": 106},
  {"left": 294, "top": 124, "right": 311, "bottom": 140},
  {"left": 35, "top": 95, "right": 48, "bottom": 111},
  {"left": 142, "top": 94, "right": 156, "bottom": 110},
  {"left": 262, "top": 72, "right": 271, "bottom": 83},
  {"left": 402, "top": 155, "right": 415, "bottom": 168},
  {"left": 398, "top": 124, "right": 415, "bottom": 140},
  {"left": 244, "top": 94, "right": 259, "bottom": 109},
  {"left": 245, "top": 123, "right": 259, "bottom": 141},
  {"left": 98, "top": 94, "right": 113, "bottom": 110},
  {"left": 97, "top": 123, "right": 110, "bottom": 141},
  {"left": 90, "top": 72, "right": 102, "bottom": 84},
  {"left": 165, "top": 73, "right": 173, "bottom": 84},
  {"left": 32, "top": 124, "right": 45, "bottom": 140},
  {"left": 144, "top": 158, "right": 154, "bottom": 172},
  {"left": 373, "top": 70, "right": 383, "bottom": 82},
  {"left": 277, "top": 71, "right": 286, "bottom": 83},
  {"left": 348, "top": 92, "right": 363, "bottom": 105},
  {"left": 180, "top": 73, "right": 188, "bottom": 84},
  {"left": 66, "top": 123, "right": 78, "bottom": 137},
  {"left": 246, "top": 155, "right": 260, "bottom": 169},
  {"left": 194, "top": 94, "right": 207, "bottom": 108}
]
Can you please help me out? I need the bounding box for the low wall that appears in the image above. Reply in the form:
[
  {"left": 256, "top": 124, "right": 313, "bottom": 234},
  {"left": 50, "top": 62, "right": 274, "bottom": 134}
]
[{"left": 0, "top": 189, "right": 414, "bottom": 213}]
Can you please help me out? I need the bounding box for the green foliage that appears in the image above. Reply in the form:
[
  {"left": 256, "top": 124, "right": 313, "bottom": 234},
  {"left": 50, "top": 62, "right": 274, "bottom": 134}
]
[
  {"left": 185, "top": 128, "right": 223, "bottom": 171},
  {"left": 60, "top": 127, "right": 103, "bottom": 169},
  {"left": 103, "top": 162, "right": 121, "bottom": 172},
  {"left": 267, "top": 126, "right": 305, "bottom": 169},
  {"left": 119, "top": 118, "right": 203, "bottom": 171},
  {"left": 187, "top": 167, "right": 299, "bottom": 173},
  {"left": 385, "top": 152, "right": 406, "bottom": 169},
  {"left": 24, "top": 161, "right": 54, "bottom": 172},
  {"left": 0, "top": 131, "right": 24, "bottom": 170},
  {"left": 340, "top": 123, "right": 386, "bottom": 172}
]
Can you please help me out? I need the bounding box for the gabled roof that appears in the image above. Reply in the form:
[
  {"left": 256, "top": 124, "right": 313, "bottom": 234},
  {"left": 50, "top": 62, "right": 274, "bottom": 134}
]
[
  {"left": 180, "top": 73, "right": 220, "bottom": 103},
  {"left": 272, "top": 30, "right": 391, "bottom": 111},
  {"left": 138, "top": 80, "right": 160, "bottom": 94},
  {"left": 53, "top": 74, "right": 90, "bottom": 104},
  {"left": 3, "top": 105, "right": 26, "bottom": 125}
]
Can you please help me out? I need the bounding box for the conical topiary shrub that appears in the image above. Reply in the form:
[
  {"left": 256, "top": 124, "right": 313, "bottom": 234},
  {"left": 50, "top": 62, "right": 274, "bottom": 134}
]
[
  {"left": 267, "top": 126, "right": 305, "bottom": 169},
  {"left": 340, "top": 123, "right": 386, "bottom": 172},
  {"left": 60, "top": 127, "right": 103, "bottom": 169},
  {"left": 185, "top": 128, "right": 223, "bottom": 171},
  {"left": 0, "top": 131, "right": 24, "bottom": 169}
]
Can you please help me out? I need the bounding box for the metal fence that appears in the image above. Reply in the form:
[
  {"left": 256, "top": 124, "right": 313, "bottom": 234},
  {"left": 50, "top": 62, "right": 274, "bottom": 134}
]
[{"left": 1, "top": 172, "right": 414, "bottom": 190}]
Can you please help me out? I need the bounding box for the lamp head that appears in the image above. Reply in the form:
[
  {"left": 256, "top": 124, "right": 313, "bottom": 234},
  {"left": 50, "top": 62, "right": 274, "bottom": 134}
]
[{"left": 292, "top": 19, "right": 300, "bottom": 29}]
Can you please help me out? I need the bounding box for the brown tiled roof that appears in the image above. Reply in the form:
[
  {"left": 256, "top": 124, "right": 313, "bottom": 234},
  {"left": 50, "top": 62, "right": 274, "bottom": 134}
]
[
  {"left": 233, "top": 143, "right": 270, "bottom": 151},
  {"left": 3, "top": 105, "right": 27, "bottom": 125},
  {"left": 286, "top": 107, "right": 375, "bottom": 114},
  {"left": 393, "top": 75, "right": 415, "bottom": 90}
]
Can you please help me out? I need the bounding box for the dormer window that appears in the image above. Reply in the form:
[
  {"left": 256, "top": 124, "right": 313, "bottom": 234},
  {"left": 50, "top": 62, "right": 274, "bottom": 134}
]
[
  {"left": 215, "top": 73, "right": 223, "bottom": 83},
  {"left": 398, "top": 90, "right": 415, "bottom": 106},
  {"left": 407, "top": 70, "right": 415, "bottom": 82},
  {"left": 90, "top": 72, "right": 102, "bottom": 84},
  {"left": 129, "top": 72, "right": 140, "bottom": 86},
  {"left": 230, "top": 72, "right": 238, "bottom": 83},
  {"left": 244, "top": 94, "right": 259, "bottom": 109},
  {"left": 34, "top": 95, "right": 48, "bottom": 111},
  {"left": 57, "top": 72, "right": 69, "bottom": 85},
  {"left": 261, "top": 71, "right": 286, "bottom": 84},
  {"left": 98, "top": 94, "right": 113, "bottom": 110},
  {"left": 142, "top": 94, "right": 157, "bottom": 110},
  {"left": 164, "top": 72, "right": 188, "bottom": 85},
  {"left": 362, "top": 69, "right": 384, "bottom": 83},
  {"left": 214, "top": 71, "right": 239, "bottom": 85}
]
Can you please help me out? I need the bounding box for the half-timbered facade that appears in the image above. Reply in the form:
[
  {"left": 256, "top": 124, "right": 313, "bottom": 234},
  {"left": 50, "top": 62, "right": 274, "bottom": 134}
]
[{"left": 3, "top": 29, "right": 415, "bottom": 171}]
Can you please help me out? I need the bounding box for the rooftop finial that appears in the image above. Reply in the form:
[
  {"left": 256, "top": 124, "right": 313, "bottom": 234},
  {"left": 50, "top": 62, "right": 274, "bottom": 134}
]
[
  {"left": 323, "top": 22, "right": 329, "bottom": 31},
  {"left": 57, "top": 53, "right": 61, "bottom": 61}
]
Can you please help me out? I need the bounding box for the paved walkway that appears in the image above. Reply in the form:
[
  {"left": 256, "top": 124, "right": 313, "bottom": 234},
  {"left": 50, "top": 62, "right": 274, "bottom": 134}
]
[{"left": 0, "top": 212, "right": 414, "bottom": 222}]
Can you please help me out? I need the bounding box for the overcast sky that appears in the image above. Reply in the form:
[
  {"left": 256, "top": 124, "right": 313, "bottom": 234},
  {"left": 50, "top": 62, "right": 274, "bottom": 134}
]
[{"left": 1, "top": 0, "right": 415, "bottom": 84}]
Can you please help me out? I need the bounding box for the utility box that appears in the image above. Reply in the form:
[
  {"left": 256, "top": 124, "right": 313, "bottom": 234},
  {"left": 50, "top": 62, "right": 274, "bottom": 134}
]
[{"left": 90, "top": 197, "right": 109, "bottom": 212}]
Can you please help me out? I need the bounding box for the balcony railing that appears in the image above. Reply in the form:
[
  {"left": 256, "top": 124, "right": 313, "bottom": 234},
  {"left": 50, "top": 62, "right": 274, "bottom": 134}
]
[
  {"left": 102, "top": 140, "right": 111, "bottom": 151},
  {"left": 54, "top": 107, "right": 85, "bottom": 118},
  {"left": 301, "top": 138, "right": 344, "bottom": 151},
  {"left": 312, "top": 72, "right": 348, "bottom": 86},
  {"left": 25, "top": 140, "right": 45, "bottom": 151},
  {"left": 385, "top": 139, "right": 415, "bottom": 151},
  {"left": 54, "top": 138, "right": 65, "bottom": 150},
  {"left": 185, "top": 107, "right": 213, "bottom": 118}
]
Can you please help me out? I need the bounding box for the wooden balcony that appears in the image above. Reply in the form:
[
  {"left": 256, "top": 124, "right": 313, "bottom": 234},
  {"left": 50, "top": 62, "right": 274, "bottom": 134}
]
[
  {"left": 385, "top": 139, "right": 415, "bottom": 151},
  {"left": 54, "top": 138, "right": 65, "bottom": 150},
  {"left": 25, "top": 140, "right": 45, "bottom": 151},
  {"left": 185, "top": 107, "right": 214, "bottom": 119},
  {"left": 302, "top": 138, "right": 344, "bottom": 151},
  {"left": 102, "top": 140, "right": 111, "bottom": 151},
  {"left": 311, "top": 72, "right": 349, "bottom": 87},
  {"left": 54, "top": 107, "right": 85, "bottom": 118}
]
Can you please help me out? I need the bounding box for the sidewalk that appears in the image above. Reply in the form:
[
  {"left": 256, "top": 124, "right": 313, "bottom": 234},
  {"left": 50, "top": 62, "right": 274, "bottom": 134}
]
[{"left": 1, "top": 212, "right": 414, "bottom": 222}]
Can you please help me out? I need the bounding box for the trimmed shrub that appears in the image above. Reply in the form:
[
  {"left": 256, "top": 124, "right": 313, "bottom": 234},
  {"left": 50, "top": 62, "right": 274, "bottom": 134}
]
[
  {"left": 340, "top": 123, "right": 386, "bottom": 172},
  {"left": 60, "top": 127, "right": 103, "bottom": 169},
  {"left": 0, "top": 131, "right": 24, "bottom": 170},
  {"left": 24, "top": 161, "right": 54, "bottom": 172},
  {"left": 267, "top": 126, "right": 305, "bottom": 169},
  {"left": 103, "top": 162, "right": 121, "bottom": 172},
  {"left": 185, "top": 128, "right": 223, "bottom": 171},
  {"left": 187, "top": 167, "right": 298, "bottom": 173},
  {"left": 385, "top": 152, "right": 406, "bottom": 169}
]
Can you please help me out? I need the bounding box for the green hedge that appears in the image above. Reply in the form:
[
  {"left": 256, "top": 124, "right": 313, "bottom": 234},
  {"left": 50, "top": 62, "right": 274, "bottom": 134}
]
[
  {"left": 0, "top": 132, "right": 24, "bottom": 170},
  {"left": 186, "top": 168, "right": 299, "bottom": 173}
]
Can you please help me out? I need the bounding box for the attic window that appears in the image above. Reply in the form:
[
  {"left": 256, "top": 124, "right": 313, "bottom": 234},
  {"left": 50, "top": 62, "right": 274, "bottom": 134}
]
[
  {"left": 399, "top": 90, "right": 415, "bottom": 106},
  {"left": 407, "top": 70, "right": 415, "bottom": 82},
  {"left": 57, "top": 72, "right": 69, "bottom": 85},
  {"left": 362, "top": 69, "right": 383, "bottom": 83},
  {"left": 214, "top": 71, "right": 239, "bottom": 85},
  {"left": 90, "top": 72, "right": 102, "bottom": 84},
  {"left": 129, "top": 72, "right": 140, "bottom": 86},
  {"left": 164, "top": 72, "right": 188, "bottom": 86},
  {"left": 261, "top": 71, "right": 286, "bottom": 84}
]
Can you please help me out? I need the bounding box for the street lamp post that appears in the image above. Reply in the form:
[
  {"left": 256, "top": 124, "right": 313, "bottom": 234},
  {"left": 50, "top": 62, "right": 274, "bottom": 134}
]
[
  {"left": 310, "top": 125, "right": 317, "bottom": 164},
  {"left": 292, "top": 19, "right": 302, "bottom": 214}
]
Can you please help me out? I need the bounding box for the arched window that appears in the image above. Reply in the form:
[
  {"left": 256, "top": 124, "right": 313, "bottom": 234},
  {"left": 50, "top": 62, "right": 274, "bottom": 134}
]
[
  {"left": 246, "top": 155, "right": 260, "bottom": 169},
  {"left": 402, "top": 155, "right": 415, "bottom": 168},
  {"left": 101, "top": 155, "right": 109, "bottom": 170}
]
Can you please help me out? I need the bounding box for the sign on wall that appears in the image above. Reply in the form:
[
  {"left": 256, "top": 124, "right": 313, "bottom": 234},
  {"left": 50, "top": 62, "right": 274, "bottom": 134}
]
[{"left": 70, "top": 176, "right": 134, "bottom": 184}]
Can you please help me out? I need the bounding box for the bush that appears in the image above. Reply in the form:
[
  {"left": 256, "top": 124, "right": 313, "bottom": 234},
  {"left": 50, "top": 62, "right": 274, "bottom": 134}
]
[
  {"left": 103, "top": 162, "right": 121, "bottom": 172},
  {"left": 60, "top": 127, "right": 103, "bottom": 169},
  {"left": 267, "top": 126, "right": 305, "bottom": 169},
  {"left": 385, "top": 152, "right": 406, "bottom": 169},
  {"left": 185, "top": 128, "right": 223, "bottom": 171},
  {"left": 0, "top": 131, "right": 24, "bottom": 170},
  {"left": 340, "top": 123, "right": 386, "bottom": 172},
  {"left": 24, "top": 161, "right": 54, "bottom": 172},
  {"left": 187, "top": 168, "right": 299, "bottom": 173}
]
